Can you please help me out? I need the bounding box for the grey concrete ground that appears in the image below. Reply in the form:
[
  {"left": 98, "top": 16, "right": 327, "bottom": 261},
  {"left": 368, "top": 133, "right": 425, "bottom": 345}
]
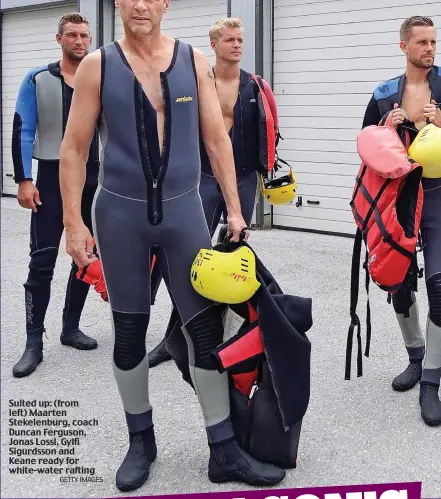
[{"left": 1, "top": 195, "right": 440, "bottom": 499}]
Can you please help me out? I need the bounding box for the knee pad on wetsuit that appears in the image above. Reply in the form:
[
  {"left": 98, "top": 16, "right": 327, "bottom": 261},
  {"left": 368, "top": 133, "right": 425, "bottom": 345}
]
[
  {"left": 112, "top": 311, "right": 150, "bottom": 370},
  {"left": 183, "top": 306, "right": 224, "bottom": 370},
  {"left": 392, "top": 285, "right": 414, "bottom": 315},
  {"left": 25, "top": 247, "right": 59, "bottom": 287},
  {"left": 427, "top": 273, "right": 441, "bottom": 327}
]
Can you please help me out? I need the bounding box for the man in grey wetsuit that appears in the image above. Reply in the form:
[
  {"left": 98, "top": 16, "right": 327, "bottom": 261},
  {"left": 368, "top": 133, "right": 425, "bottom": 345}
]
[
  {"left": 59, "top": 0, "right": 285, "bottom": 492},
  {"left": 148, "top": 16, "right": 279, "bottom": 367},
  {"left": 362, "top": 16, "right": 441, "bottom": 426}
]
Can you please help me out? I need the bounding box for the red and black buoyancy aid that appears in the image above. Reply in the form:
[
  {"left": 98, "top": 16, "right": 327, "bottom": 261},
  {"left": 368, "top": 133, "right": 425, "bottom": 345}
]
[{"left": 345, "top": 110, "right": 424, "bottom": 380}]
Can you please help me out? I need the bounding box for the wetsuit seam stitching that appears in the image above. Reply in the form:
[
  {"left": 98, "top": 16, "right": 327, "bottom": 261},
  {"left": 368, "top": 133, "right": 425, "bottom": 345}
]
[
  {"left": 183, "top": 306, "right": 216, "bottom": 327},
  {"left": 98, "top": 185, "right": 197, "bottom": 202}
]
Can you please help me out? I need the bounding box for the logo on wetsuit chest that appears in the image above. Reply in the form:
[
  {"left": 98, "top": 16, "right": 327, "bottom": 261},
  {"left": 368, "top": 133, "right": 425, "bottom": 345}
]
[{"left": 175, "top": 96, "right": 193, "bottom": 103}]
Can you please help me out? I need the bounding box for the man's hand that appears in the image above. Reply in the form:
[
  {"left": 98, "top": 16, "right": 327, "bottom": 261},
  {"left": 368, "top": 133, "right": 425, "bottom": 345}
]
[
  {"left": 65, "top": 223, "right": 97, "bottom": 267},
  {"left": 17, "top": 180, "right": 41, "bottom": 212},
  {"left": 424, "top": 100, "right": 441, "bottom": 127},
  {"left": 228, "top": 214, "right": 249, "bottom": 243},
  {"left": 391, "top": 103, "right": 407, "bottom": 128}
]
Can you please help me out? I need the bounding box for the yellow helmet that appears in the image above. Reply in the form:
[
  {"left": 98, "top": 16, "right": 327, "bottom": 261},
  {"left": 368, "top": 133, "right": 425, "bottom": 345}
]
[
  {"left": 261, "top": 167, "right": 297, "bottom": 205},
  {"left": 408, "top": 123, "right": 441, "bottom": 178},
  {"left": 190, "top": 245, "right": 261, "bottom": 304}
]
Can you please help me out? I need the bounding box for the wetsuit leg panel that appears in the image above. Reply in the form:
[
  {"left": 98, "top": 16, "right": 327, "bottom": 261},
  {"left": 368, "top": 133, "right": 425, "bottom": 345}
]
[
  {"left": 156, "top": 190, "right": 233, "bottom": 442},
  {"left": 200, "top": 173, "right": 224, "bottom": 237},
  {"left": 237, "top": 171, "right": 259, "bottom": 226},
  {"left": 62, "top": 182, "right": 97, "bottom": 332},
  {"left": 24, "top": 162, "right": 64, "bottom": 332},
  {"left": 420, "top": 180, "right": 441, "bottom": 383},
  {"left": 392, "top": 289, "right": 425, "bottom": 362},
  {"left": 92, "top": 186, "right": 153, "bottom": 432}
]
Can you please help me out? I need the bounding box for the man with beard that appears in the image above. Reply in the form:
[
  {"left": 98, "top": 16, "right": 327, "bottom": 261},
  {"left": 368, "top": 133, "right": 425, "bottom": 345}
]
[
  {"left": 362, "top": 16, "right": 441, "bottom": 426},
  {"left": 11, "top": 13, "right": 99, "bottom": 378}
]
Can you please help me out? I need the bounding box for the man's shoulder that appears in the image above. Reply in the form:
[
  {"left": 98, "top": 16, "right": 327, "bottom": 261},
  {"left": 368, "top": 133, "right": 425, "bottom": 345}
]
[
  {"left": 373, "top": 74, "right": 403, "bottom": 101},
  {"left": 22, "top": 64, "right": 51, "bottom": 85}
]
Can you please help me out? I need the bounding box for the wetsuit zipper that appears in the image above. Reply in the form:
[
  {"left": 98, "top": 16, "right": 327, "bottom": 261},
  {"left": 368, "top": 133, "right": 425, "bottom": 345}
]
[{"left": 150, "top": 75, "right": 168, "bottom": 225}]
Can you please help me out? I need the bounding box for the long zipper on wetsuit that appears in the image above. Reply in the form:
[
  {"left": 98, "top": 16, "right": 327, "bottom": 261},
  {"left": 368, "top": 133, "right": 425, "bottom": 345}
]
[{"left": 150, "top": 75, "right": 168, "bottom": 225}]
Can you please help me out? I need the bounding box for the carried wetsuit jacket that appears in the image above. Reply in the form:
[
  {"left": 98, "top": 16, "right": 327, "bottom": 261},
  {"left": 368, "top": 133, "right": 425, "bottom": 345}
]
[
  {"left": 12, "top": 61, "right": 100, "bottom": 184},
  {"left": 362, "top": 65, "right": 441, "bottom": 385},
  {"left": 200, "top": 68, "right": 278, "bottom": 178}
]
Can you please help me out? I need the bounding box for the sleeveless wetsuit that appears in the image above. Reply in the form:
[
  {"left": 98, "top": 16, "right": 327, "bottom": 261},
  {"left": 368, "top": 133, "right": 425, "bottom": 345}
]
[
  {"left": 363, "top": 66, "right": 441, "bottom": 385},
  {"left": 94, "top": 40, "right": 234, "bottom": 443}
]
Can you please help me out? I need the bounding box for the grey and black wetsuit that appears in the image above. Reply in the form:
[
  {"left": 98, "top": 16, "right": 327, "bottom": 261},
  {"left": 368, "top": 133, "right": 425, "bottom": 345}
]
[{"left": 94, "top": 40, "right": 235, "bottom": 443}]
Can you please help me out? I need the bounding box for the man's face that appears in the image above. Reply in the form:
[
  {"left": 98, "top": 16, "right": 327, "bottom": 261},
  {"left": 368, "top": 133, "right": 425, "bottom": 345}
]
[
  {"left": 211, "top": 27, "right": 243, "bottom": 63},
  {"left": 56, "top": 22, "right": 91, "bottom": 61},
  {"left": 401, "top": 26, "right": 437, "bottom": 69},
  {"left": 116, "top": 0, "right": 170, "bottom": 36}
]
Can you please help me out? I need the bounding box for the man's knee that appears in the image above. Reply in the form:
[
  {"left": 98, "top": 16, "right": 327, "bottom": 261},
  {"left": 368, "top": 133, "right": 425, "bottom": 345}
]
[
  {"left": 25, "top": 247, "right": 59, "bottom": 286},
  {"left": 182, "top": 306, "right": 224, "bottom": 370},
  {"left": 112, "top": 311, "right": 150, "bottom": 371},
  {"left": 392, "top": 284, "right": 414, "bottom": 314},
  {"left": 427, "top": 273, "right": 441, "bottom": 327}
]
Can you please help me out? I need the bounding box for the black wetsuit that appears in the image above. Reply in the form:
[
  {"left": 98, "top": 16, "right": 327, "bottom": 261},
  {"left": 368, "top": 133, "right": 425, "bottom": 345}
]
[
  {"left": 363, "top": 66, "right": 441, "bottom": 387},
  {"left": 11, "top": 61, "right": 99, "bottom": 377}
]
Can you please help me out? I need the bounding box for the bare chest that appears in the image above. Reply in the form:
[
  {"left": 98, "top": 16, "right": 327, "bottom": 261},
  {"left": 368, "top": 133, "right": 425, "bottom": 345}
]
[
  {"left": 131, "top": 62, "right": 165, "bottom": 113},
  {"left": 216, "top": 81, "right": 239, "bottom": 120},
  {"left": 401, "top": 85, "right": 432, "bottom": 129}
]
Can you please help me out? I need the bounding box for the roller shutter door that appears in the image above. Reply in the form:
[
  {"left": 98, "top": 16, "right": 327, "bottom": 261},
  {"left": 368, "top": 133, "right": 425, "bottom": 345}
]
[
  {"left": 272, "top": 0, "right": 441, "bottom": 235},
  {"left": 114, "top": 0, "right": 227, "bottom": 65},
  {"left": 1, "top": 4, "right": 76, "bottom": 196}
]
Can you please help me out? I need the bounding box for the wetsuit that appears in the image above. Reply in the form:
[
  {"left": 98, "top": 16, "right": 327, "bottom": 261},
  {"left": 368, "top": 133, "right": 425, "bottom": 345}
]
[
  {"left": 363, "top": 65, "right": 441, "bottom": 425},
  {"left": 95, "top": 40, "right": 284, "bottom": 490},
  {"left": 148, "top": 69, "right": 279, "bottom": 367},
  {"left": 11, "top": 61, "right": 99, "bottom": 378}
]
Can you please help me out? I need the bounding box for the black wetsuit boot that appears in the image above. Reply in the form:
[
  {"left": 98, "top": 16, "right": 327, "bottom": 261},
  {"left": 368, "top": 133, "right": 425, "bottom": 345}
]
[
  {"left": 12, "top": 326, "right": 44, "bottom": 378},
  {"left": 208, "top": 439, "right": 286, "bottom": 486},
  {"left": 419, "top": 382, "right": 441, "bottom": 427},
  {"left": 116, "top": 425, "right": 157, "bottom": 492},
  {"left": 392, "top": 361, "right": 423, "bottom": 391}
]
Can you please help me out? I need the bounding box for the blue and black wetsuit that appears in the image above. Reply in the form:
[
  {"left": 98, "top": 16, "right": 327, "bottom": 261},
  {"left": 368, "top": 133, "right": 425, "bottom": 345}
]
[
  {"left": 94, "top": 40, "right": 284, "bottom": 491},
  {"left": 11, "top": 61, "right": 100, "bottom": 378},
  {"left": 363, "top": 65, "right": 441, "bottom": 425}
]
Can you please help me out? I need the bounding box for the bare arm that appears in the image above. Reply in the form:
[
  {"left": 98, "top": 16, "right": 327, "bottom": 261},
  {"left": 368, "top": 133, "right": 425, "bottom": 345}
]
[
  {"left": 193, "top": 49, "right": 242, "bottom": 220},
  {"left": 60, "top": 50, "right": 101, "bottom": 265}
]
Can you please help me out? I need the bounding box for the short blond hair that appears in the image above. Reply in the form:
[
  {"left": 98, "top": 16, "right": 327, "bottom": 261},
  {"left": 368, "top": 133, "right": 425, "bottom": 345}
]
[{"left": 209, "top": 17, "right": 244, "bottom": 41}]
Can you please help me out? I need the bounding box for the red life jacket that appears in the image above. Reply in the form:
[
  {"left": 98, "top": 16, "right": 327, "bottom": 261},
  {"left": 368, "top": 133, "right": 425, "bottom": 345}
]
[
  {"left": 252, "top": 74, "right": 276, "bottom": 175},
  {"left": 345, "top": 111, "right": 424, "bottom": 380}
]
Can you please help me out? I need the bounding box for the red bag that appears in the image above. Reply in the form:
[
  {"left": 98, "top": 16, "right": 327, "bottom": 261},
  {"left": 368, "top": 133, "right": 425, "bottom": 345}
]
[{"left": 345, "top": 111, "right": 424, "bottom": 380}]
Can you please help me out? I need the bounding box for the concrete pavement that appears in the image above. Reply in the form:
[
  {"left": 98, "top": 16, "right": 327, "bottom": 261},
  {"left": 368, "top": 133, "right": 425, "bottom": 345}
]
[{"left": 1, "top": 195, "right": 440, "bottom": 498}]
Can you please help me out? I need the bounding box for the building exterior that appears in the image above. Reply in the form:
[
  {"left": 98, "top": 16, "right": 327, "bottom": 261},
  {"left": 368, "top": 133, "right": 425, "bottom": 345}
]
[{"left": 1, "top": 0, "right": 440, "bottom": 235}]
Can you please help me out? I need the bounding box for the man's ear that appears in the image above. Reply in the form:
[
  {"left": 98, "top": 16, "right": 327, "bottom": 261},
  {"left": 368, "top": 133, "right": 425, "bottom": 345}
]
[{"left": 115, "top": 0, "right": 120, "bottom": 8}]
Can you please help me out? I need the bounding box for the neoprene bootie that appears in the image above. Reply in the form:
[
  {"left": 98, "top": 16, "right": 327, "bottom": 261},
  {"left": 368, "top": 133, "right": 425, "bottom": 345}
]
[
  {"left": 60, "top": 327, "right": 98, "bottom": 350},
  {"left": 148, "top": 337, "right": 172, "bottom": 368},
  {"left": 392, "top": 361, "right": 422, "bottom": 391},
  {"left": 208, "top": 439, "right": 286, "bottom": 486},
  {"left": 12, "top": 327, "right": 44, "bottom": 378},
  {"left": 419, "top": 382, "right": 441, "bottom": 427},
  {"left": 116, "top": 426, "right": 157, "bottom": 492}
]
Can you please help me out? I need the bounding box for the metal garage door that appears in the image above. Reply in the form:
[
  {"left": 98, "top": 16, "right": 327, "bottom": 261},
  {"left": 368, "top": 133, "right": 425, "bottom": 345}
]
[
  {"left": 272, "top": 0, "right": 441, "bottom": 235},
  {"left": 1, "top": 4, "right": 76, "bottom": 196},
  {"left": 114, "top": 0, "right": 227, "bottom": 65}
]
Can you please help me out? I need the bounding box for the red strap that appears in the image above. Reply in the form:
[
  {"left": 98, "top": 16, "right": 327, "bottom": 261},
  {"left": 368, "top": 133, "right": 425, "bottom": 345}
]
[
  {"left": 217, "top": 325, "right": 264, "bottom": 370},
  {"left": 232, "top": 369, "right": 258, "bottom": 397}
]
